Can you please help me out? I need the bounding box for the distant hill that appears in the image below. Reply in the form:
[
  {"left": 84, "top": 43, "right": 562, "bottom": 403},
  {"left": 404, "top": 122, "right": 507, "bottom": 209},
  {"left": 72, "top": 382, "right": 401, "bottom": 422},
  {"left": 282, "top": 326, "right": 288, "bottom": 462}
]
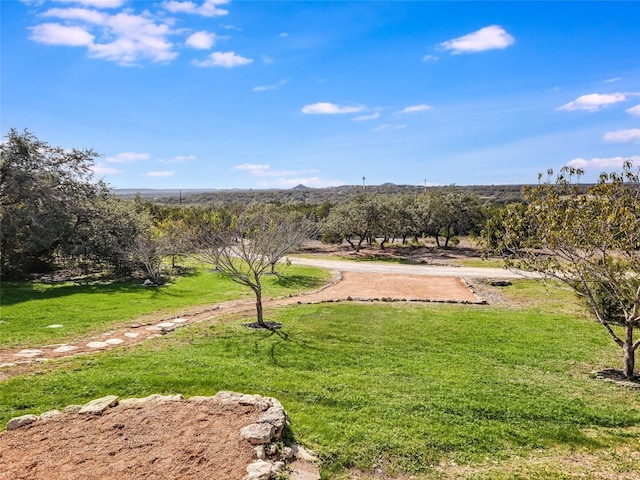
[{"left": 114, "top": 183, "right": 529, "bottom": 206}]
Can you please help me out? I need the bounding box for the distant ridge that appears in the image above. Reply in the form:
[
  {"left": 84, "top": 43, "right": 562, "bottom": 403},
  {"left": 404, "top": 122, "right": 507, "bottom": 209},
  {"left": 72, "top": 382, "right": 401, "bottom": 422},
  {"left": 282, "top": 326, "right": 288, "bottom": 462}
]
[{"left": 292, "top": 184, "right": 309, "bottom": 190}]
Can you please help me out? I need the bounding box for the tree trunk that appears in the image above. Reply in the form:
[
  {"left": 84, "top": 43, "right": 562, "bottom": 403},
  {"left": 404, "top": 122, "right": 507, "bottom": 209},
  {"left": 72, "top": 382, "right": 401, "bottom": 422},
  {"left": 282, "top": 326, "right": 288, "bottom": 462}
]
[
  {"left": 253, "top": 278, "right": 264, "bottom": 326},
  {"left": 623, "top": 324, "right": 636, "bottom": 379}
]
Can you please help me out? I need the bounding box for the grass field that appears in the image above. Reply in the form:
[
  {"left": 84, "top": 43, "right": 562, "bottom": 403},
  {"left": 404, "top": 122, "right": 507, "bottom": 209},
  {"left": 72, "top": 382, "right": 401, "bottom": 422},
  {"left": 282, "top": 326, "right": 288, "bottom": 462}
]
[
  {"left": 0, "top": 264, "right": 329, "bottom": 349},
  {"left": 1, "top": 279, "right": 639, "bottom": 478}
]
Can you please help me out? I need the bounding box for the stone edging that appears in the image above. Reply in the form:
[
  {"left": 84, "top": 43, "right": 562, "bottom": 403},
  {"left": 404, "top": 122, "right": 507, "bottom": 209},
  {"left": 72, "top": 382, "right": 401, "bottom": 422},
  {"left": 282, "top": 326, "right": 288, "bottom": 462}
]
[{"left": 5, "top": 391, "right": 320, "bottom": 480}]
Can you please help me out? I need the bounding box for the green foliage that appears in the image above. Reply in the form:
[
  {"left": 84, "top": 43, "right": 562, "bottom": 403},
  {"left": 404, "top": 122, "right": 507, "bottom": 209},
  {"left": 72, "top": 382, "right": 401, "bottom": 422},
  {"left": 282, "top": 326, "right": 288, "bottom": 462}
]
[
  {"left": 486, "top": 162, "right": 640, "bottom": 378},
  {"left": 1, "top": 286, "right": 638, "bottom": 477},
  {"left": 0, "top": 129, "right": 153, "bottom": 278}
]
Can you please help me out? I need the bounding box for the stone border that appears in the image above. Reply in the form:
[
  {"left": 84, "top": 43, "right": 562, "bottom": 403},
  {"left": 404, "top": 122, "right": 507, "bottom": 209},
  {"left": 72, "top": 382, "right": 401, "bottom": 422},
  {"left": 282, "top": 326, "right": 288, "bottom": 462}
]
[{"left": 5, "top": 391, "right": 320, "bottom": 480}]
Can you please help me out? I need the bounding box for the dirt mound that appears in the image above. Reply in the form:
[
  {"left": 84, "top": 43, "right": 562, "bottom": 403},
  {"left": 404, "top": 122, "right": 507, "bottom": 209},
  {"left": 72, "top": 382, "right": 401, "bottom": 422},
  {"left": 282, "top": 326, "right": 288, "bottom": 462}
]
[{"left": 0, "top": 393, "right": 314, "bottom": 480}]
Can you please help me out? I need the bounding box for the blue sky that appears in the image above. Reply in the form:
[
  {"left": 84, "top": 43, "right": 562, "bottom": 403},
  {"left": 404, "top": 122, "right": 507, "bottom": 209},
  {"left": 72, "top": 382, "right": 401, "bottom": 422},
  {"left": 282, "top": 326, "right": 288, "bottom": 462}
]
[{"left": 2, "top": 0, "right": 639, "bottom": 189}]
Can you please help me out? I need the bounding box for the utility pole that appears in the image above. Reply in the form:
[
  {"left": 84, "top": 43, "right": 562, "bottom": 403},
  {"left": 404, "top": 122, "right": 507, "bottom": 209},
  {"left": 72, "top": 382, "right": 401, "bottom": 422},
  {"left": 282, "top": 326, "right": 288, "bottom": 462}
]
[{"left": 362, "top": 176, "right": 366, "bottom": 190}]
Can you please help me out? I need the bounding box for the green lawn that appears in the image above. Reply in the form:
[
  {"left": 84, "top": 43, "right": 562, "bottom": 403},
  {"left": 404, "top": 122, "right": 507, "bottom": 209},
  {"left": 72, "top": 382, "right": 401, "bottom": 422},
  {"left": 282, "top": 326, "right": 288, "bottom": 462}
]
[
  {"left": 0, "top": 265, "right": 329, "bottom": 349},
  {"left": 1, "top": 280, "right": 638, "bottom": 478}
]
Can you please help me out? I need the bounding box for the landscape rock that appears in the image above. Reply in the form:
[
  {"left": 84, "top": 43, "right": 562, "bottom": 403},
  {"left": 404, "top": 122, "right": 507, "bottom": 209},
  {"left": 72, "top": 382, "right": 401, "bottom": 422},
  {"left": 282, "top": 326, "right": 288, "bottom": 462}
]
[
  {"left": 7, "top": 414, "right": 39, "bottom": 430},
  {"left": 40, "top": 409, "right": 62, "bottom": 420},
  {"left": 120, "top": 394, "right": 184, "bottom": 408},
  {"left": 244, "top": 460, "right": 273, "bottom": 480},
  {"left": 78, "top": 395, "right": 119, "bottom": 415},
  {"left": 241, "top": 423, "right": 275, "bottom": 445},
  {"left": 291, "top": 444, "right": 319, "bottom": 463},
  {"left": 254, "top": 445, "right": 266, "bottom": 460},
  {"left": 259, "top": 405, "right": 287, "bottom": 438},
  {"left": 64, "top": 404, "right": 82, "bottom": 413}
]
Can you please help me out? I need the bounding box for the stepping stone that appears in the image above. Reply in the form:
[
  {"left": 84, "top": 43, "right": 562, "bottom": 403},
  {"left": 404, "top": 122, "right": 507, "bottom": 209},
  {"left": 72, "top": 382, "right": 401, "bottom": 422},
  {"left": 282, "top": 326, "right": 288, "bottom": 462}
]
[
  {"left": 14, "top": 349, "right": 44, "bottom": 357},
  {"left": 0, "top": 362, "right": 16, "bottom": 368},
  {"left": 157, "top": 322, "right": 175, "bottom": 328},
  {"left": 86, "top": 341, "right": 109, "bottom": 349},
  {"left": 45, "top": 324, "right": 64, "bottom": 328},
  {"left": 124, "top": 332, "right": 140, "bottom": 338},
  {"left": 105, "top": 338, "right": 124, "bottom": 345},
  {"left": 172, "top": 318, "right": 188, "bottom": 323},
  {"left": 54, "top": 345, "right": 78, "bottom": 353},
  {"left": 145, "top": 326, "right": 163, "bottom": 331}
]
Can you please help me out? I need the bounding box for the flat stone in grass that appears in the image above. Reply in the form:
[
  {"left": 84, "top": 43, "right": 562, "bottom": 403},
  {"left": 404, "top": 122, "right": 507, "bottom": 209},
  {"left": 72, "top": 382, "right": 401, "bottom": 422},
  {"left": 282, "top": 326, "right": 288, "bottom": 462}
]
[
  {"left": 105, "top": 338, "right": 124, "bottom": 345},
  {"left": 124, "top": 332, "right": 140, "bottom": 338},
  {"left": 14, "top": 349, "right": 44, "bottom": 357},
  {"left": 86, "top": 341, "right": 109, "bottom": 348},
  {"left": 54, "top": 345, "right": 78, "bottom": 353}
]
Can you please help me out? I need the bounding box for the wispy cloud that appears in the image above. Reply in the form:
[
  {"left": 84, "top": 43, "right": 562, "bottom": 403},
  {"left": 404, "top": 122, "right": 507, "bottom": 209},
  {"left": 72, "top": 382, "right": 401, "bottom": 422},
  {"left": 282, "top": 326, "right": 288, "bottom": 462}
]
[
  {"left": 398, "top": 104, "right": 431, "bottom": 114},
  {"left": 91, "top": 163, "right": 123, "bottom": 175},
  {"left": 604, "top": 129, "right": 640, "bottom": 143},
  {"left": 142, "top": 170, "right": 175, "bottom": 177},
  {"left": 565, "top": 155, "right": 640, "bottom": 170},
  {"left": 301, "top": 102, "right": 365, "bottom": 114},
  {"left": 603, "top": 77, "right": 621, "bottom": 83},
  {"left": 160, "top": 155, "right": 196, "bottom": 164},
  {"left": 193, "top": 51, "right": 253, "bottom": 67},
  {"left": 51, "top": 0, "right": 125, "bottom": 8},
  {"left": 352, "top": 112, "right": 380, "bottom": 121},
  {"left": 107, "top": 152, "right": 150, "bottom": 163},
  {"left": 163, "top": 0, "right": 229, "bottom": 17},
  {"left": 253, "top": 79, "right": 288, "bottom": 92},
  {"left": 422, "top": 54, "right": 438, "bottom": 62},
  {"left": 439, "top": 25, "right": 514, "bottom": 54},
  {"left": 186, "top": 31, "right": 216, "bottom": 49},
  {"left": 373, "top": 123, "right": 407, "bottom": 132},
  {"left": 627, "top": 104, "right": 640, "bottom": 117},
  {"left": 557, "top": 92, "right": 628, "bottom": 112}
]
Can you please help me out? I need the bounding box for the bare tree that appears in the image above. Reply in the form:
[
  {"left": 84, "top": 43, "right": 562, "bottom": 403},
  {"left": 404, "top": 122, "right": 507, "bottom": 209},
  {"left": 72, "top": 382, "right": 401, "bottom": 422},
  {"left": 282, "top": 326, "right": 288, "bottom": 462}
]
[{"left": 195, "top": 204, "right": 315, "bottom": 328}]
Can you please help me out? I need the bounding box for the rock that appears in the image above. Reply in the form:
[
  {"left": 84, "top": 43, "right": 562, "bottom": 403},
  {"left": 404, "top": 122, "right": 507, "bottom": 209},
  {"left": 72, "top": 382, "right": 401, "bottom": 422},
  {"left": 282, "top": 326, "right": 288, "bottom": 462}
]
[
  {"left": 53, "top": 345, "right": 78, "bottom": 353},
  {"left": 283, "top": 446, "right": 295, "bottom": 460},
  {"left": 40, "top": 409, "right": 62, "bottom": 420},
  {"left": 271, "top": 461, "right": 286, "bottom": 474},
  {"left": 259, "top": 405, "right": 287, "bottom": 438},
  {"left": 240, "top": 423, "right": 275, "bottom": 445},
  {"left": 254, "top": 445, "right": 266, "bottom": 460},
  {"left": 7, "top": 414, "right": 39, "bottom": 430},
  {"left": 86, "top": 341, "right": 109, "bottom": 349},
  {"left": 64, "top": 404, "right": 82, "bottom": 413},
  {"left": 105, "top": 338, "right": 124, "bottom": 345},
  {"left": 14, "top": 349, "right": 44, "bottom": 357},
  {"left": 291, "top": 444, "right": 319, "bottom": 462},
  {"left": 78, "top": 395, "right": 119, "bottom": 415},
  {"left": 124, "top": 332, "right": 139, "bottom": 338},
  {"left": 215, "top": 391, "right": 272, "bottom": 411},
  {"left": 243, "top": 460, "right": 272, "bottom": 480},
  {"left": 489, "top": 280, "right": 512, "bottom": 287},
  {"left": 288, "top": 460, "right": 321, "bottom": 480}
]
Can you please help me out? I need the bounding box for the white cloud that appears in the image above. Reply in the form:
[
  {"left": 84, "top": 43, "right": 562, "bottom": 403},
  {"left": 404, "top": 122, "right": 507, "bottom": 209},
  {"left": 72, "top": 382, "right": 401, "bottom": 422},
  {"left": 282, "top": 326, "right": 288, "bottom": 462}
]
[
  {"left": 252, "top": 79, "right": 288, "bottom": 92},
  {"left": 51, "top": 0, "right": 125, "bottom": 8},
  {"left": 565, "top": 155, "right": 640, "bottom": 170},
  {"left": 279, "top": 32, "right": 289, "bottom": 38},
  {"left": 627, "top": 104, "right": 640, "bottom": 117},
  {"left": 186, "top": 31, "right": 216, "bottom": 49},
  {"left": 29, "top": 23, "right": 94, "bottom": 46},
  {"left": 193, "top": 51, "right": 253, "bottom": 67},
  {"left": 142, "top": 170, "right": 175, "bottom": 177},
  {"left": 301, "top": 102, "right": 365, "bottom": 114},
  {"left": 235, "top": 164, "right": 270, "bottom": 173},
  {"left": 91, "top": 163, "right": 122, "bottom": 175},
  {"left": 107, "top": 152, "right": 150, "bottom": 163},
  {"left": 352, "top": 112, "right": 380, "bottom": 121},
  {"left": 440, "top": 25, "right": 515, "bottom": 54},
  {"left": 373, "top": 124, "right": 407, "bottom": 132},
  {"left": 603, "top": 129, "right": 640, "bottom": 143},
  {"left": 163, "top": 0, "right": 229, "bottom": 17},
  {"left": 603, "top": 77, "right": 621, "bottom": 83},
  {"left": 399, "top": 104, "right": 432, "bottom": 114},
  {"left": 422, "top": 54, "right": 438, "bottom": 62},
  {"left": 35, "top": 8, "right": 178, "bottom": 65},
  {"left": 557, "top": 93, "right": 628, "bottom": 112}
]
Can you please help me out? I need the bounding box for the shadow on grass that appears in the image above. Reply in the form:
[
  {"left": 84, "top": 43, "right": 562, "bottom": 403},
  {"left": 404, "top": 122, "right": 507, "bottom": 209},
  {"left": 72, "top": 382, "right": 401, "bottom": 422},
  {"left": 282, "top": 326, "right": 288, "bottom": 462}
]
[
  {"left": 0, "top": 280, "right": 169, "bottom": 306},
  {"left": 273, "top": 274, "right": 324, "bottom": 289}
]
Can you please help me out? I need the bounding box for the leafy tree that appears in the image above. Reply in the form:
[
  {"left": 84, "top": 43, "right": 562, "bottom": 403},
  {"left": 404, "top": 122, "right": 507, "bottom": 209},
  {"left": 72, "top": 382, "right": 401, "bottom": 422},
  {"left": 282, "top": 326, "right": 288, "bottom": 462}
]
[
  {"left": 195, "top": 204, "right": 314, "bottom": 328},
  {"left": 323, "top": 193, "right": 380, "bottom": 251},
  {"left": 0, "top": 128, "right": 152, "bottom": 277},
  {"left": 488, "top": 163, "right": 640, "bottom": 379}
]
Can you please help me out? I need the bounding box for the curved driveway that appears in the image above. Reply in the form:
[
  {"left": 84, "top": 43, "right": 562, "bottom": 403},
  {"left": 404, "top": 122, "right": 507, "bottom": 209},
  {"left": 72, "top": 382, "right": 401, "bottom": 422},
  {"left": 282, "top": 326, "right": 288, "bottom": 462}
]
[{"left": 289, "top": 256, "right": 532, "bottom": 279}]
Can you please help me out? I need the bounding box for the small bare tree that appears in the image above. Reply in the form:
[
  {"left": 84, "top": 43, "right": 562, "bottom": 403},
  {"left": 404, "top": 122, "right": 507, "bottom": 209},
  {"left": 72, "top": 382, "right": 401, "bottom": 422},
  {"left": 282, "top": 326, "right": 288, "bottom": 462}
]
[{"left": 195, "top": 205, "right": 315, "bottom": 328}]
